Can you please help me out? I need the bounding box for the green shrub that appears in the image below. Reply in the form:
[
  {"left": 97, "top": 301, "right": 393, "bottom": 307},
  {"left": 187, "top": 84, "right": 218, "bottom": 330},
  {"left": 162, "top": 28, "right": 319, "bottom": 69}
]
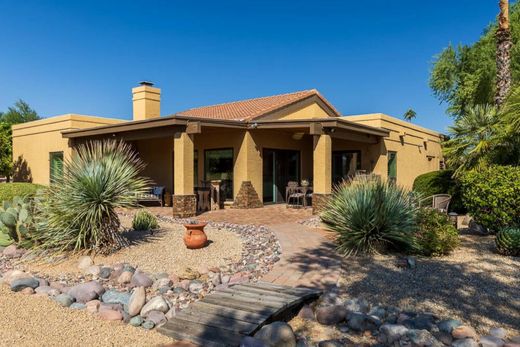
[
  {"left": 416, "top": 208, "right": 460, "bottom": 256},
  {"left": 0, "top": 183, "right": 44, "bottom": 203},
  {"left": 132, "top": 210, "right": 159, "bottom": 231},
  {"left": 35, "top": 140, "right": 150, "bottom": 253},
  {"left": 460, "top": 165, "right": 520, "bottom": 232},
  {"left": 495, "top": 227, "right": 520, "bottom": 256},
  {"left": 321, "top": 178, "right": 419, "bottom": 256},
  {"left": 412, "top": 170, "right": 465, "bottom": 213}
]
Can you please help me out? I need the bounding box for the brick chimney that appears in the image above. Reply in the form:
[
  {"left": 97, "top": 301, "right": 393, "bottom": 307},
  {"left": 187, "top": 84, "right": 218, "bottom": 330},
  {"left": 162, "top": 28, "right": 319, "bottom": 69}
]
[{"left": 132, "top": 81, "right": 161, "bottom": 121}]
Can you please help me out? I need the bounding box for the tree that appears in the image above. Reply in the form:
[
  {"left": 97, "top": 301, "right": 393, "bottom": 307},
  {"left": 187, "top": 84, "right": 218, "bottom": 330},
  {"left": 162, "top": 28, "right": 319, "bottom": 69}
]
[
  {"left": 403, "top": 108, "right": 417, "bottom": 122},
  {"left": 0, "top": 100, "right": 39, "bottom": 181},
  {"left": 496, "top": 0, "right": 512, "bottom": 106},
  {"left": 443, "top": 105, "right": 500, "bottom": 176},
  {"left": 0, "top": 100, "right": 39, "bottom": 125},
  {"left": 430, "top": 3, "right": 520, "bottom": 118}
]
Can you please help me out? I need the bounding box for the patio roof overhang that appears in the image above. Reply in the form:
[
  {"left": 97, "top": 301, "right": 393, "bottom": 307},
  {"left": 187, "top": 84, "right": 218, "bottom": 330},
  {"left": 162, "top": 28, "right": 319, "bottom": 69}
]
[{"left": 61, "top": 114, "right": 389, "bottom": 143}]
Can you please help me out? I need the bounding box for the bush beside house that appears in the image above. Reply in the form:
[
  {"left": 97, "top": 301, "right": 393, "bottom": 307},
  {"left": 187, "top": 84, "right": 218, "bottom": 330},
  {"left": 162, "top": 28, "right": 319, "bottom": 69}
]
[
  {"left": 0, "top": 182, "right": 44, "bottom": 202},
  {"left": 413, "top": 170, "right": 465, "bottom": 213}
]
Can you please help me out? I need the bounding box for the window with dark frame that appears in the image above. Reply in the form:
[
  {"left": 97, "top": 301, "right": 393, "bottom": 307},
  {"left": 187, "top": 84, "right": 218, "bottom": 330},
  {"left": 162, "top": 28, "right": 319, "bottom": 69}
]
[{"left": 49, "top": 151, "right": 64, "bottom": 183}]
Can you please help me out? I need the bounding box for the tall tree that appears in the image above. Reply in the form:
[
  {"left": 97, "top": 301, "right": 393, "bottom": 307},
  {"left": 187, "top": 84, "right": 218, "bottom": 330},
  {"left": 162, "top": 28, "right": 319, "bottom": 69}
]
[
  {"left": 0, "top": 100, "right": 39, "bottom": 181},
  {"left": 403, "top": 108, "right": 417, "bottom": 122},
  {"left": 496, "top": 0, "right": 513, "bottom": 107}
]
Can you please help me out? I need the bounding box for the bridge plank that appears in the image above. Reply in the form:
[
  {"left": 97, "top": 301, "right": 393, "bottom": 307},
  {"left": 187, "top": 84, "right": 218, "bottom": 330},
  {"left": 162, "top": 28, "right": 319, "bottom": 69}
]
[
  {"left": 174, "top": 310, "right": 258, "bottom": 335},
  {"left": 188, "top": 301, "right": 271, "bottom": 323},
  {"left": 159, "top": 319, "right": 243, "bottom": 346}
]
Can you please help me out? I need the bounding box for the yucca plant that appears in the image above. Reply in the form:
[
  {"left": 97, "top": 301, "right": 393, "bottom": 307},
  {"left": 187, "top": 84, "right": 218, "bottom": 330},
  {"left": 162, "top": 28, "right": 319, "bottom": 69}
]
[
  {"left": 495, "top": 227, "right": 520, "bottom": 256},
  {"left": 321, "top": 177, "right": 420, "bottom": 256},
  {"left": 132, "top": 209, "right": 159, "bottom": 231},
  {"left": 35, "top": 140, "right": 150, "bottom": 253}
]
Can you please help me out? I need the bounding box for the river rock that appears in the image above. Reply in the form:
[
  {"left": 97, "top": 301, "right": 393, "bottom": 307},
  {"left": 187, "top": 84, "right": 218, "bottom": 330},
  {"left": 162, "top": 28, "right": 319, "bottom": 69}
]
[
  {"left": 347, "top": 312, "right": 381, "bottom": 331},
  {"left": 99, "top": 267, "right": 112, "bottom": 279},
  {"left": 344, "top": 298, "right": 370, "bottom": 313},
  {"left": 152, "top": 277, "right": 172, "bottom": 291},
  {"left": 117, "top": 271, "right": 133, "bottom": 284},
  {"left": 130, "top": 270, "right": 153, "bottom": 288},
  {"left": 20, "top": 287, "right": 34, "bottom": 295},
  {"left": 146, "top": 310, "right": 167, "bottom": 326},
  {"left": 10, "top": 277, "right": 40, "bottom": 292},
  {"left": 70, "top": 303, "right": 86, "bottom": 310},
  {"left": 35, "top": 286, "right": 60, "bottom": 296},
  {"left": 78, "top": 256, "right": 93, "bottom": 271},
  {"left": 254, "top": 321, "right": 296, "bottom": 347},
  {"left": 406, "top": 329, "right": 437, "bottom": 347},
  {"left": 86, "top": 300, "right": 101, "bottom": 313},
  {"left": 3, "top": 245, "right": 25, "bottom": 258},
  {"left": 452, "top": 338, "right": 478, "bottom": 347},
  {"left": 101, "top": 290, "right": 131, "bottom": 306},
  {"left": 297, "top": 305, "right": 315, "bottom": 320},
  {"left": 68, "top": 281, "right": 105, "bottom": 303},
  {"left": 490, "top": 328, "right": 508, "bottom": 340},
  {"left": 86, "top": 265, "right": 101, "bottom": 277},
  {"left": 128, "top": 286, "right": 146, "bottom": 316},
  {"left": 480, "top": 336, "right": 505, "bottom": 347},
  {"left": 379, "top": 324, "right": 409, "bottom": 343},
  {"left": 317, "top": 340, "right": 344, "bottom": 347},
  {"left": 99, "top": 309, "right": 123, "bottom": 321},
  {"left": 240, "top": 336, "right": 269, "bottom": 347},
  {"left": 141, "top": 295, "right": 169, "bottom": 316},
  {"left": 438, "top": 319, "right": 462, "bottom": 334},
  {"left": 188, "top": 280, "right": 204, "bottom": 294},
  {"left": 129, "top": 315, "right": 144, "bottom": 327},
  {"left": 316, "top": 305, "right": 347, "bottom": 325},
  {"left": 452, "top": 326, "right": 478, "bottom": 340},
  {"left": 55, "top": 293, "right": 75, "bottom": 307}
]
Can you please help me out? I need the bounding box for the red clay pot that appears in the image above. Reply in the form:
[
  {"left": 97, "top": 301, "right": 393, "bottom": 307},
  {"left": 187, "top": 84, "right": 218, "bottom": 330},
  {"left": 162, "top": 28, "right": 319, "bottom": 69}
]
[{"left": 183, "top": 222, "right": 208, "bottom": 249}]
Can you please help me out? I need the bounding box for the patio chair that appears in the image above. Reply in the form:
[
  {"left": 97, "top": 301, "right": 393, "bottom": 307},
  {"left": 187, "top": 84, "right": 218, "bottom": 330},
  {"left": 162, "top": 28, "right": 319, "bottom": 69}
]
[
  {"left": 286, "top": 181, "right": 305, "bottom": 208},
  {"left": 420, "top": 194, "right": 451, "bottom": 213},
  {"left": 137, "top": 186, "right": 165, "bottom": 206}
]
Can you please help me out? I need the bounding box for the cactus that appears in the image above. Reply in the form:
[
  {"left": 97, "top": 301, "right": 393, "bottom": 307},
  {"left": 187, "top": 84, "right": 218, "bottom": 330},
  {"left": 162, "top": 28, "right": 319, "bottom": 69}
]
[
  {"left": 0, "top": 196, "right": 33, "bottom": 244},
  {"left": 495, "top": 227, "right": 520, "bottom": 256}
]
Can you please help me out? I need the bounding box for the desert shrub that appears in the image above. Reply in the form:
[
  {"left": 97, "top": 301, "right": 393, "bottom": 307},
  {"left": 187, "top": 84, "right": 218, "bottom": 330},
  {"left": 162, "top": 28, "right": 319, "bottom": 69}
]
[
  {"left": 495, "top": 227, "right": 520, "bottom": 256},
  {"left": 416, "top": 208, "right": 460, "bottom": 256},
  {"left": 0, "top": 196, "right": 37, "bottom": 248},
  {"left": 460, "top": 165, "right": 520, "bottom": 232},
  {"left": 413, "top": 170, "right": 465, "bottom": 213},
  {"left": 0, "top": 183, "right": 44, "bottom": 202},
  {"left": 132, "top": 210, "right": 159, "bottom": 231},
  {"left": 321, "top": 178, "right": 419, "bottom": 256},
  {"left": 35, "top": 140, "right": 150, "bottom": 253}
]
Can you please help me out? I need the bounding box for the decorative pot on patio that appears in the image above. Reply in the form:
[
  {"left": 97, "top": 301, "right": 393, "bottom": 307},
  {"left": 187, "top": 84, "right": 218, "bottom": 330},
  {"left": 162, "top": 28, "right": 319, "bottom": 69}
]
[{"left": 183, "top": 221, "right": 208, "bottom": 249}]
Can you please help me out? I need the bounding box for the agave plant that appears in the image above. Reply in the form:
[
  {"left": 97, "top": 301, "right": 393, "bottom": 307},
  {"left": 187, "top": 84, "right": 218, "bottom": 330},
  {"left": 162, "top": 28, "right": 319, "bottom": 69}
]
[
  {"left": 495, "top": 227, "right": 520, "bottom": 256},
  {"left": 321, "top": 177, "right": 420, "bottom": 256},
  {"left": 35, "top": 140, "right": 150, "bottom": 253},
  {"left": 132, "top": 209, "right": 159, "bottom": 231}
]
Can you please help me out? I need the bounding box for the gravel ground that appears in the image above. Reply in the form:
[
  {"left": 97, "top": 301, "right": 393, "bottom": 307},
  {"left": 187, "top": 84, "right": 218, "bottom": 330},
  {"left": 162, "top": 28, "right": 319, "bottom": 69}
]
[
  {"left": 25, "top": 218, "right": 242, "bottom": 276},
  {"left": 336, "top": 234, "right": 520, "bottom": 335},
  {"left": 0, "top": 286, "right": 173, "bottom": 347}
]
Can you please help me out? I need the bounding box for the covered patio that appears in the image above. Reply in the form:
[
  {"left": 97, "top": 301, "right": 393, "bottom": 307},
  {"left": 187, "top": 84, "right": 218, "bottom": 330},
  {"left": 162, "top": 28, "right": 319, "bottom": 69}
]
[{"left": 63, "top": 115, "right": 389, "bottom": 217}]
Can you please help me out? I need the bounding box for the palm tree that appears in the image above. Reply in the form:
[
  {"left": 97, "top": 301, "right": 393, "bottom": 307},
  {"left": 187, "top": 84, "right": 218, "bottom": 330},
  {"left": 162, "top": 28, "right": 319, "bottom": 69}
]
[
  {"left": 495, "top": 0, "right": 512, "bottom": 107},
  {"left": 443, "top": 104, "right": 500, "bottom": 176},
  {"left": 403, "top": 108, "right": 417, "bottom": 122}
]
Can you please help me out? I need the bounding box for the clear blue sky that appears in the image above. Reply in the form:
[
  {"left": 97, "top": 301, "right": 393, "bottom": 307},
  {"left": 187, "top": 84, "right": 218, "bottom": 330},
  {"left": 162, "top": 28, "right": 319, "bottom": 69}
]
[{"left": 0, "top": 0, "right": 500, "bottom": 132}]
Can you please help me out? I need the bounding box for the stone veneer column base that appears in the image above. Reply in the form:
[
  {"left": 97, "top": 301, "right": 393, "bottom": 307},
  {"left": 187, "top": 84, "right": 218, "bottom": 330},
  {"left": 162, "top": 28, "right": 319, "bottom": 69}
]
[
  {"left": 232, "top": 181, "right": 263, "bottom": 209},
  {"left": 172, "top": 194, "right": 197, "bottom": 218},
  {"left": 312, "top": 193, "right": 332, "bottom": 215}
]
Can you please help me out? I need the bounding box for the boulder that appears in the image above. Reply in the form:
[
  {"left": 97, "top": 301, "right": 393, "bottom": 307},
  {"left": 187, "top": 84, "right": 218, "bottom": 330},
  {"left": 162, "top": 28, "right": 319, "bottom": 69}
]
[
  {"left": 77, "top": 256, "right": 93, "bottom": 271},
  {"left": 141, "top": 296, "right": 169, "bottom": 316},
  {"left": 379, "top": 324, "right": 409, "bottom": 343},
  {"left": 54, "top": 293, "right": 75, "bottom": 307},
  {"left": 98, "top": 309, "right": 123, "bottom": 321},
  {"left": 315, "top": 305, "right": 347, "bottom": 325},
  {"left": 254, "top": 321, "right": 296, "bottom": 347},
  {"left": 128, "top": 286, "right": 146, "bottom": 316},
  {"left": 130, "top": 270, "right": 153, "bottom": 288},
  {"left": 101, "top": 290, "right": 131, "bottom": 306},
  {"left": 452, "top": 326, "right": 478, "bottom": 340},
  {"left": 10, "top": 277, "right": 40, "bottom": 292},
  {"left": 480, "top": 336, "right": 505, "bottom": 347},
  {"left": 68, "top": 281, "right": 105, "bottom": 303}
]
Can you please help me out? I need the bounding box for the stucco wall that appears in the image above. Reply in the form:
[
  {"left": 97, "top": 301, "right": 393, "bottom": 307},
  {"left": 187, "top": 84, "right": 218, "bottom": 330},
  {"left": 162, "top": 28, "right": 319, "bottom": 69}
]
[
  {"left": 11, "top": 115, "right": 124, "bottom": 185},
  {"left": 134, "top": 137, "right": 173, "bottom": 193},
  {"left": 346, "top": 114, "right": 444, "bottom": 189}
]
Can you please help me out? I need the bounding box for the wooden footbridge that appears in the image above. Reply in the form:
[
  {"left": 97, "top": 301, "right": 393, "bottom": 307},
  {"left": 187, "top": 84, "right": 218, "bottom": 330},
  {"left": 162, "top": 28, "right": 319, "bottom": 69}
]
[{"left": 158, "top": 281, "right": 322, "bottom": 346}]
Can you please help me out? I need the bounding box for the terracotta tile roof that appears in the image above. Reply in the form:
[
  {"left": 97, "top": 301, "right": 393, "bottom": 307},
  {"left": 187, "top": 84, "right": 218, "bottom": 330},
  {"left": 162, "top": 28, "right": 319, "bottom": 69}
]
[{"left": 177, "top": 89, "right": 340, "bottom": 121}]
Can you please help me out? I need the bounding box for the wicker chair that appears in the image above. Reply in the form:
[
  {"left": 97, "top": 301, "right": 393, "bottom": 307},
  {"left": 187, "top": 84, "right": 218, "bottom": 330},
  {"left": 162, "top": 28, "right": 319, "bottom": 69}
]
[
  {"left": 420, "top": 194, "right": 452, "bottom": 213},
  {"left": 286, "top": 181, "right": 304, "bottom": 208}
]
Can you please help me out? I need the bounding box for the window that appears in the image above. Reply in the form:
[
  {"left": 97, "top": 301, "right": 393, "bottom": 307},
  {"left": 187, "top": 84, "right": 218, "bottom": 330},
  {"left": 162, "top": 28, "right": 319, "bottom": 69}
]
[
  {"left": 388, "top": 151, "right": 397, "bottom": 184},
  {"left": 49, "top": 152, "right": 64, "bottom": 183},
  {"left": 204, "top": 149, "right": 233, "bottom": 200},
  {"left": 194, "top": 150, "right": 199, "bottom": 186},
  {"left": 332, "top": 150, "right": 361, "bottom": 184}
]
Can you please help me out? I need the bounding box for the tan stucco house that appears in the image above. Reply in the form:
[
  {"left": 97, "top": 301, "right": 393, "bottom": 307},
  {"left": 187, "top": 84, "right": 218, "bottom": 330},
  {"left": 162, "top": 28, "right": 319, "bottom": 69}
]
[{"left": 12, "top": 82, "right": 444, "bottom": 216}]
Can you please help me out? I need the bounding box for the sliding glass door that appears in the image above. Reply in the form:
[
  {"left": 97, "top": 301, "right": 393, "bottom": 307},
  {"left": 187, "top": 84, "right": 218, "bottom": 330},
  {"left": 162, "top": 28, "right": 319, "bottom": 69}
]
[
  {"left": 332, "top": 150, "right": 361, "bottom": 185},
  {"left": 263, "top": 149, "right": 300, "bottom": 204},
  {"left": 204, "top": 148, "right": 233, "bottom": 201}
]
